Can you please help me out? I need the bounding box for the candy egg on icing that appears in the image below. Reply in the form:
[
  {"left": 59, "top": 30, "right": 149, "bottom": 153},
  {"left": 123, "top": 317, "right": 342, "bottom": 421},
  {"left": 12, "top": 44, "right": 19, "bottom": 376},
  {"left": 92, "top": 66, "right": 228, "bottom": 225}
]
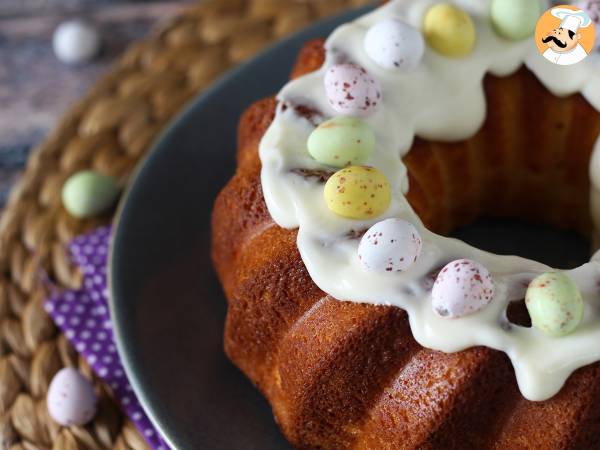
[
  {"left": 525, "top": 272, "right": 584, "bottom": 337},
  {"left": 47, "top": 368, "right": 97, "bottom": 426},
  {"left": 364, "top": 19, "right": 425, "bottom": 70},
  {"left": 432, "top": 259, "right": 494, "bottom": 318},
  {"left": 358, "top": 219, "right": 422, "bottom": 272},
  {"left": 491, "top": 0, "right": 543, "bottom": 41},
  {"left": 324, "top": 63, "right": 382, "bottom": 116},
  {"left": 324, "top": 166, "right": 391, "bottom": 219},
  {"left": 307, "top": 116, "right": 375, "bottom": 168},
  {"left": 423, "top": 3, "right": 477, "bottom": 58}
]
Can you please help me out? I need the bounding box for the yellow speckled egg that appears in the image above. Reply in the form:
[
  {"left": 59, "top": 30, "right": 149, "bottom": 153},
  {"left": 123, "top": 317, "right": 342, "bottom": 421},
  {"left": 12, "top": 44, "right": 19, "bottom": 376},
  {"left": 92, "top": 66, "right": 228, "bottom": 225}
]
[
  {"left": 424, "top": 3, "right": 476, "bottom": 58},
  {"left": 324, "top": 166, "right": 391, "bottom": 219}
]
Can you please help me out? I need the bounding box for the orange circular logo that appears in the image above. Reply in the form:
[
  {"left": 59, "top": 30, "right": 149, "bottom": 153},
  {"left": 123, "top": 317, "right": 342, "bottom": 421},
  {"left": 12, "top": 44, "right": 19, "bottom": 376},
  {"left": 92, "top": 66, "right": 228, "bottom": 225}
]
[{"left": 535, "top": 5, "right": 596, "bottom": 65}]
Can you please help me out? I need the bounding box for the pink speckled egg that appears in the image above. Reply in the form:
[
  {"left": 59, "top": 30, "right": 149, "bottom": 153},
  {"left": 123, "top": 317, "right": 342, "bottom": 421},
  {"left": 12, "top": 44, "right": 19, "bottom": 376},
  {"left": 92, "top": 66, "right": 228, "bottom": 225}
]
[
  {"left": 432, "top": 259, "right": 494, "bottom": 318},
  {"left": 47, "top": 368, "right": 97, "bottom": 426},
  {"left": 358, "top": 219, "right": 422, "bottom": 272},
  {"left": 324, "top": 63, "right": 382, "bottom": 116}
]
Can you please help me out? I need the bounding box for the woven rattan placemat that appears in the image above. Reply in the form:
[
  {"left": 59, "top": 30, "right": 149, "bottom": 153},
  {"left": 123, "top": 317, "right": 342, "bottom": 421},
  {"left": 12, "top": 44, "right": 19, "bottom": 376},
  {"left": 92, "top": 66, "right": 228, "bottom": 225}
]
[{"left": 0, "top": 0, "right": 373, "bottom": 448}]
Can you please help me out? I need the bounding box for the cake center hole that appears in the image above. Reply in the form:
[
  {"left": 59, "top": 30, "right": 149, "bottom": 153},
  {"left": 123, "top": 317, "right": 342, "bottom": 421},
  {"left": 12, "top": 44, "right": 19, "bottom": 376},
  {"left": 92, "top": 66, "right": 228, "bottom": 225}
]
[
  {"left": 450, "top": 217, "right": 591, "bottom": 270},
  {"left": 450, "top": 217, "right": 592, "bottom": 328}
]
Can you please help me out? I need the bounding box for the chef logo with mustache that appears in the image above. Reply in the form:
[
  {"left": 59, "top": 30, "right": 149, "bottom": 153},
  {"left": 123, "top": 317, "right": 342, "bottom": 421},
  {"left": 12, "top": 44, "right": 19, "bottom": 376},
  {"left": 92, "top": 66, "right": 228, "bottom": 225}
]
[{"left": 535, "top": 5, "right": 595, "bottom": 66}]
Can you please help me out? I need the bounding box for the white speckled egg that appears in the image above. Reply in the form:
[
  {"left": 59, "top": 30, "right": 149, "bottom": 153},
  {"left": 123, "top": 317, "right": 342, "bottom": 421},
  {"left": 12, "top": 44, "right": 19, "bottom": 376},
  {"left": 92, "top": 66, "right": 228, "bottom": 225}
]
[
  {"left": 47, "top": 368, "right": 97, "bottom": 426},
  {"left": 432, "top": 259, "right": 494, "bottom": 318},
  {"left": 364, "top": 19, "right": 425, "bottom": 70},
  {"left": 53, "top": 20, "right": 101, "bottom": 65},
  {"left": 324, "top": 63, "right": 382, "bottom": 116},
  {"left": 358, "top": 219, "right": 422, "bottom": 272}
]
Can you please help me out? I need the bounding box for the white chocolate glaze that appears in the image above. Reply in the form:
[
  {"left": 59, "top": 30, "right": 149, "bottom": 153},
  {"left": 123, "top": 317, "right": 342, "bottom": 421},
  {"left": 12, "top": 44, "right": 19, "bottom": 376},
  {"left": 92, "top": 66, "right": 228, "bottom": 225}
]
[{"left": 259, "top": 0, "right": 600, "bottom": 401}]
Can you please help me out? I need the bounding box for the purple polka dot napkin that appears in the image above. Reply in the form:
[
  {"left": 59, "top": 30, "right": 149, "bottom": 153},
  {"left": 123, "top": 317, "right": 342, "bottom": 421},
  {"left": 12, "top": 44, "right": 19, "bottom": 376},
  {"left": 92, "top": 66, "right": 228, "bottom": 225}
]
[{"left": 44, "top": 226, "right": 170, "bottom": 450}]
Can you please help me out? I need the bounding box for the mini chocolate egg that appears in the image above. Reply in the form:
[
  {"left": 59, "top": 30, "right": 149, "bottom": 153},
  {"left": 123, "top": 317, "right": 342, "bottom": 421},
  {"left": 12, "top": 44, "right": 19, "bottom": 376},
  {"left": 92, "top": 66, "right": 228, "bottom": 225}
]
[
  {"left": 432, "top": 259, "right": 494, "bottom": 318},
  {"left": 324, "top": 63, "right": 382, "bottom": 116},
  {"left": 423, "top": 3, "right": 476, "bottom": 57},
  {"left": 491, "top": 0, "right": 543, "bottom": 41},
  {"left": 324, "top": 166, "right": 391, "bottom": 219},
  {"left": 47, "top": 368, "right": 97, "bottom": 426},
  {"left": 62, "top": 170, "right": 120, "bottom": 219},
  {"left": 53, "top": 20, "right": 101, "bottom": 65},
  {"left": 525, "top": 272, "right": 584, "bottom": 337},
  {"left": 307, "top": 117, "right": 375, "bottom": 167},
  {"left": 358, "top": 218, "right": 422, "bottom": 272},
  {"left": 364, "top": 19, "right": 425, "bottom": 70}
]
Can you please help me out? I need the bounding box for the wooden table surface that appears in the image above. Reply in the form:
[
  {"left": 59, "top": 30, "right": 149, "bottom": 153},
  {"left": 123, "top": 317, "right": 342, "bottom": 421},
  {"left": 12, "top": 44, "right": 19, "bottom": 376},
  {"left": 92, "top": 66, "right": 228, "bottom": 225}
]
[{"left": 0, "top": 0, "right": 191, "bottom": 205}]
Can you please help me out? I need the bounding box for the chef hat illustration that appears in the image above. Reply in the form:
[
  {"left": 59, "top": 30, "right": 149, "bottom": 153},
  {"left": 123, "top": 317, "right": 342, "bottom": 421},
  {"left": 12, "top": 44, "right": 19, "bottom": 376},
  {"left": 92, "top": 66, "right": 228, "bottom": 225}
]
[{"left": 551, "top": 7, "right": 592, "bottom": 33}]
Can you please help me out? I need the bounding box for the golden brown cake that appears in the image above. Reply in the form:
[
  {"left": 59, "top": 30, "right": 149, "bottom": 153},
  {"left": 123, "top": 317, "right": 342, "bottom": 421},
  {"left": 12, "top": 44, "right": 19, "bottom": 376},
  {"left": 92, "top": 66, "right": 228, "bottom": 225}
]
[{"left": 213, "top": 2, "right": 600, "bottom": 448}]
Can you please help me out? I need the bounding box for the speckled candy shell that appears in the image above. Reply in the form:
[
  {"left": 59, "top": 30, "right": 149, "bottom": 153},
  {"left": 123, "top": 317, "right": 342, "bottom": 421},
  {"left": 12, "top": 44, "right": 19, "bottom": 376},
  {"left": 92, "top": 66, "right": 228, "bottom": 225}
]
[
  {"left": 47, "top": 367, "right": 97, "bottom": 426},
  {"left": 358, "top": 218, "right": 422, "bottom": 272},
  {"left": 324, "top": 63, "right": 382, "bottom": 116},
  {"left": 525, "top": 272, "right": 584, "bottom": 337},
  {"left": 364, "top": 18, "right": 425, "bottom": 70},
  {"left": 323, "top": 166, "right": 391, "bottom": 219},
  {"left": 432, "top": 259, "right": 495, "bottom": 318}
]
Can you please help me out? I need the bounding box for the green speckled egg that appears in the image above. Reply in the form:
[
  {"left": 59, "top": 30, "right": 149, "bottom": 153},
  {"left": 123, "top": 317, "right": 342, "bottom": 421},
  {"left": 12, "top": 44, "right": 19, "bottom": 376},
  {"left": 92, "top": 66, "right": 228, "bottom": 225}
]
[
  {"left": 62, "top": 170, "right": 120, "bottom": 219},
  {"left": 525, "top": 272, "right": 584, "bottom": 337},
  {"left": 491, "top": 0, "right": 543, "bottom": 41},
  {"left": 307, "top": 117, "right": 375, "bottom": 168},
  {"left": 324, "top": 166, "right": 391, "bottom": 219}
]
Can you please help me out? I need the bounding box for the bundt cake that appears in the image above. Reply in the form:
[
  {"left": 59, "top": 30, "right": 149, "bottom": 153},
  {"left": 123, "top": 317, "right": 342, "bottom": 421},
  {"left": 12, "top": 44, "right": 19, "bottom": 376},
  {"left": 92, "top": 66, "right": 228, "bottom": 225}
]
[{"left": 212, "top": 1, "right": 600, "bottom": 448}]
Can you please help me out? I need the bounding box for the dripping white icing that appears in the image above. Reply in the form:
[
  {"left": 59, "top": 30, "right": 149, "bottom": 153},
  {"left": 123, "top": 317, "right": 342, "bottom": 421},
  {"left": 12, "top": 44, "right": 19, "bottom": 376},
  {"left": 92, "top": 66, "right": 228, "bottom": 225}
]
[{"left": 259, "top": 0, "right": 600, "bottom": 401}]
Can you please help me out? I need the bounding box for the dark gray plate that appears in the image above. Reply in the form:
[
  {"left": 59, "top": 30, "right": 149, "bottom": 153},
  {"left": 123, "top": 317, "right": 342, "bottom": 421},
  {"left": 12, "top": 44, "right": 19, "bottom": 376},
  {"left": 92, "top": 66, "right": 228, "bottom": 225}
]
[
  {"left": 110, "top": 7, "right": 591, "bottom": 450},
  {"left": 110, "top": 8, "right": 369, "bottom": 450}
]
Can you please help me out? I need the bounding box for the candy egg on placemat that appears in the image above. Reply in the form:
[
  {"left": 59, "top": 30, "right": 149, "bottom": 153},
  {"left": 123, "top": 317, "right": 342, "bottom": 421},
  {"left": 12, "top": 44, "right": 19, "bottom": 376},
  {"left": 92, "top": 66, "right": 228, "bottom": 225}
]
[
  {"left": 525, "top": 272, "right": 584, "bottom": 337},
  {"left": 47, "top": 368, "right": 97, "bottom": 426},
  {"left": 324, "top": 166, "right": 391, "bottom": 219},
  {"left": 364, "top": 19, "right": 425, "bottom": 70},
  {"left": 307, "top": 116, "right": 375, "bottom": 167},
  {"left": 491, "top": 0, "right": 543, "bottom": 41},
  {"left": 62, "top": 170, "right": 120, "bottom": 219},
  {"left": 432, "top": 259, "right": 494, "bottom": 318},
  {"left": 423, "top": 3, "right": 476, "bottom": 57},
  {"left": 53, "top": 20, "right": 101, "bottom": 65},
  {"left": 358, "top": 218, "right": 422, "bottom": 272},
  {"left": 324, "top": 63, "right": 382, "bottom": 116}
]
